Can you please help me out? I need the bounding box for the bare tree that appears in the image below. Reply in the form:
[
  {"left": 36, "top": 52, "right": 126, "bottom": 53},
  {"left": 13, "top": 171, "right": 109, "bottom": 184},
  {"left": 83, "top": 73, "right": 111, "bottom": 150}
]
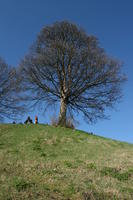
[
  {"left": 0, "top": 57, "right": 24, "bottom": 120},
  {"left": 19, "top": 21, "right": 126, "bottom": 127}
]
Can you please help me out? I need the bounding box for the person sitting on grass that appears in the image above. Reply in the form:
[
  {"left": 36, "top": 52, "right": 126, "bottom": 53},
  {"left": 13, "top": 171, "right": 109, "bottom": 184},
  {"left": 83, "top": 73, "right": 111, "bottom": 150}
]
[{"left": 24, "top": 116, "right": 33, "bottom": 124}]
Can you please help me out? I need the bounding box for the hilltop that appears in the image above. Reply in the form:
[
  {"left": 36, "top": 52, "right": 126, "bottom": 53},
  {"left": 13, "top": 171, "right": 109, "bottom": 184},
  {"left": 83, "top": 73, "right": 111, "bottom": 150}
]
[{"left": 0, "top": 124, "right": 133, "bottom": 199}]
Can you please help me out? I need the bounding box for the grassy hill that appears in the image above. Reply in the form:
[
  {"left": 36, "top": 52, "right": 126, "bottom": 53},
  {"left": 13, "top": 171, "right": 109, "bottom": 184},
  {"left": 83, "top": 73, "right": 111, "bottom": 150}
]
[{"left": 0, "top": 124, "right": 133, "bottom": 200}]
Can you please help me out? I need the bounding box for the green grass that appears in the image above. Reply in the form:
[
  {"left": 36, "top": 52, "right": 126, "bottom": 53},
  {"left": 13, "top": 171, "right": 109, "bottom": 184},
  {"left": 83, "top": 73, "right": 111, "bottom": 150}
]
[{"left": 0, "top": 124, "right": 133, "bottom": 199}]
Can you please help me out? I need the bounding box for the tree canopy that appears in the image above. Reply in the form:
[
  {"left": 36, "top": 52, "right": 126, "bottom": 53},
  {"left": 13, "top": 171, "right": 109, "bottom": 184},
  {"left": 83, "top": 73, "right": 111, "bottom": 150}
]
[
  {"left": 19, "top": 21, "right": 126, "bottom": 126},
  {"left": 0, "top": 57, "right": 24, "bottom": 120}
]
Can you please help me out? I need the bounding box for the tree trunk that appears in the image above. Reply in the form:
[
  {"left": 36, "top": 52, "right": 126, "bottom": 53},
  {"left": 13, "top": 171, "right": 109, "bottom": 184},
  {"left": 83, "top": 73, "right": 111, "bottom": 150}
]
[{"left": 58, "top": 98, "right": 67, "bottom": 126}]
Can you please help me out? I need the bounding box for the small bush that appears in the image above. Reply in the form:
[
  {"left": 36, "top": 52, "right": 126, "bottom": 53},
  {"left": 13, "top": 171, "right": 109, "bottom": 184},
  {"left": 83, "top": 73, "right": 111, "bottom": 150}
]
[
  {"left": 51, "top": 116, "right": 58, "bottom": 127},
  {"left": 51, "top": 116, "right": 75, "bottom": 129},
  {"left": 65, "top": 118, "right": 75, "bottom": 129}
]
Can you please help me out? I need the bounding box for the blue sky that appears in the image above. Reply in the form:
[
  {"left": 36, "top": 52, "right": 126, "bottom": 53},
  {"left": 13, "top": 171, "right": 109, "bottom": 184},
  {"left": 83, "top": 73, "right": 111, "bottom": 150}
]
[{"left": 0, "top": 0, "right": 133, "bottom": 143}]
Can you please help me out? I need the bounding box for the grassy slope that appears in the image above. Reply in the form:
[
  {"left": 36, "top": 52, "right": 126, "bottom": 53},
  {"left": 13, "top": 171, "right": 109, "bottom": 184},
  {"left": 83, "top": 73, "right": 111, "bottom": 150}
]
[{"left": 0, "top": 125, "right": 133, "bottom": 199}]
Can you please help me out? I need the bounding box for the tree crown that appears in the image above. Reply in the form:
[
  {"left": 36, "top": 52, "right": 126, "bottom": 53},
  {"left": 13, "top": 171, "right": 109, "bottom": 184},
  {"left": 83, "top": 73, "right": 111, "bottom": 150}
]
[{"left": 19, "top": 21, "right": 126, "bottom": 125}]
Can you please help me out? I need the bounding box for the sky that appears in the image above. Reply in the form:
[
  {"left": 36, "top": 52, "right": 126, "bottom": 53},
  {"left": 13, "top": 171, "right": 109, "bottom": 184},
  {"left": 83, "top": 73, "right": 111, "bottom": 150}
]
[{"left": 0, "top": 0, "right": 133, "bottom": 143}]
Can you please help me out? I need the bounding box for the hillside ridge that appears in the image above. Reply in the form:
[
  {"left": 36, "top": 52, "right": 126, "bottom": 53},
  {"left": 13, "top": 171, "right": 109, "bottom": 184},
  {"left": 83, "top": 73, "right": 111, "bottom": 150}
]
[{"left": 0, "top": 124, "right": 133, "bottom": 200}]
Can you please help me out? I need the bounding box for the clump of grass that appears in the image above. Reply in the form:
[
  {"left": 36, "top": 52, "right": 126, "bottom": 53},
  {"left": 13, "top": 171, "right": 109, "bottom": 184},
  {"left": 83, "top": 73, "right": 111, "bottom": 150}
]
[
  {"left": 32, "top": 137, "right": 47, "bottom": 158},
  {"left": 64, "top": 160, "right": 78, "bottom": 169},
  {"left": 64, "top": 183, "right": 76, "bottom": 197},
  {"left": 64, "top": 160, "right": 73, "bottom": 168},
  {"left": 101, "top": 167, "right": 119, "bottom": 176},
  {"left": 0, "top": 143, "right": 4, "bottom": 149},
  {"left": 40, "top": 152, "right": 47, "bottom": 157},
  {"left": 42, "top": 168, "right": 63, "bottom": 176},
  {"left": 101, "top": 167, "right": 133, "bottom": 181},
  {"left": 121, "top": 187, "right": 133, "bottom": 194},
  {"left": 82, "top": 189, "right": 117, "bottom": 200},
  {"left": 87, "top": 163, "right": 97, "bottom": 170},
  {"left": 32, "top": 139, "right": 42, "bottom": 151},
  {"left": 13, "top": 177, "right": 35, "bottom": 192}
]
